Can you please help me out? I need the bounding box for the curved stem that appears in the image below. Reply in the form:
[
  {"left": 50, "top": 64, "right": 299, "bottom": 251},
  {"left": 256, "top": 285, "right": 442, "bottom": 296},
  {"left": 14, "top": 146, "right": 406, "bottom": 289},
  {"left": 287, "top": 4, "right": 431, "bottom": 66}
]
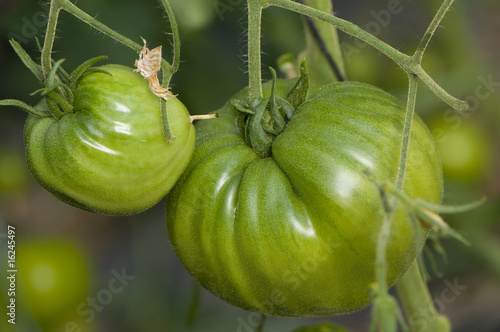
[
  {"left": 396, "top": 262, "right": 451, "bottom": 332},
  {"left": 61, "top": 1, "right": 142, "bottom": 52},
  {"left": 414, "top": 0, "right": 456, "bottom": 62},
  {"left": 247, "top": 0, "right": 264, "bottom": 99},
  {"left": 266, "top": 0, "right": 468, "bottom": 112},
  {"left": 0, "top": 100, "right": 48, "bottom": 118},
  {"left": 413, "top": 66, "right": 468, "bottom": 111},
  {"left": 158, "top": 0, "right": 181, "bottom": 86}
]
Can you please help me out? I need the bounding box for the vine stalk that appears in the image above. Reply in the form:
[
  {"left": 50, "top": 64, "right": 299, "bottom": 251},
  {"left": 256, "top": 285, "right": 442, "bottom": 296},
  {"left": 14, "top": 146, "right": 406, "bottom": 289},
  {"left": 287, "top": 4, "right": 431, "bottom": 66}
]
[
  {"left": 248, "top": 0, "right": 264, "bottom": 99},
  {"left": 265, "top": 0, "right": 468, "bottom": 112}
]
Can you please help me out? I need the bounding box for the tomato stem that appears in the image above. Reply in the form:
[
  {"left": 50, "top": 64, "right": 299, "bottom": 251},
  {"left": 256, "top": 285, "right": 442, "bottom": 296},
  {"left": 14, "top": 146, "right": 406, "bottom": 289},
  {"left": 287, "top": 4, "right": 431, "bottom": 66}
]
[
  {"left": 247, "top": 0, "right": 264, "bottom": 100},
  {"left": 413, "top": 0, "right": 456, "bottom": 62},
  {"left": 396, "top": 74, "right": 419, "bottom": 192},
  {"left": 41, "top": 0, "right": 63, "bottom": 78},
  {"left": 396, "top": 262, "right": 451, "bottom": 332},
  {"left": 158, "top": 0, "right": 181, "bottom": 86},
  {"left": 266, "top": 0, "right": 468, "bottom": 112}
]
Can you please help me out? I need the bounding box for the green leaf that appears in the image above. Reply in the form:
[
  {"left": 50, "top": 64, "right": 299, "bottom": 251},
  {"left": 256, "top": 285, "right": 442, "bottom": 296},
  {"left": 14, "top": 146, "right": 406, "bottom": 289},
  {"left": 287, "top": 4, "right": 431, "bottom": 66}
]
[
  {"left": 415, "top": 196, "right": 486, "bottom": 214},
  {"left": 293, "top": 322, "right": 352, "bottom": 332},
  {"left": 286, "top": 61, "right": 309, "bottom": 110}
]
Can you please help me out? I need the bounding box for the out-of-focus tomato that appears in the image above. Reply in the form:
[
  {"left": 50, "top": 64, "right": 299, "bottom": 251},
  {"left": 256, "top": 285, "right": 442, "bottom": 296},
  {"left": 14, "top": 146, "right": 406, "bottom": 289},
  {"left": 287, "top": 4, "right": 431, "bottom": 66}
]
[
  {"left": 429, "top": 117, "right": 491, "bottom": 183},
  {"left": 17, "top": 238, "right": 91, "bottom": 322}
]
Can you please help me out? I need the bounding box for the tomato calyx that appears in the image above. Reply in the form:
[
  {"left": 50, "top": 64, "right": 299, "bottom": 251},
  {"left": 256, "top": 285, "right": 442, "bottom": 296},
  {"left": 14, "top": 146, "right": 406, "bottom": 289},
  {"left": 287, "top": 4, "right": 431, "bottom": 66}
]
[
  {"left": 231, "top": 67, "right": 309, "bottom": 158},
  {"left": 0, "top": 39, "right": 109, "bottom": 120}
]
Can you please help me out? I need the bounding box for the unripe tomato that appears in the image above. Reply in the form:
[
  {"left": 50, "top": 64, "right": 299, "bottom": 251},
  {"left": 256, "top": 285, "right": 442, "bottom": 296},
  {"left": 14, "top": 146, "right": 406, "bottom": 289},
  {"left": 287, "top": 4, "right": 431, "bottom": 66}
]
[
  {"left": 24, "top": 65, "right": 195, "bottom": 215},
  {"left": 428, "top": 117, "right": 491, "bottom": 183},
  {"left": 167, "top": 80, "right": 443, "bottom": 316},
  {"left": 17, "top": 238, "right": 91, "bottom": 322}
]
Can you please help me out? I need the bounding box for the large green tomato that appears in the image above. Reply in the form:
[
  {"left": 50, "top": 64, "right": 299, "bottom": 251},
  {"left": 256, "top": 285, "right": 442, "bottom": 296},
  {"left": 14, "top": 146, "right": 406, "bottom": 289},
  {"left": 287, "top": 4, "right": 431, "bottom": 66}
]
[
  {"left": 25, "top": 65, "right": 195, "bottom": 215},
  {"left": 167, "top": 80, "right": 443, "bottom": 316}
]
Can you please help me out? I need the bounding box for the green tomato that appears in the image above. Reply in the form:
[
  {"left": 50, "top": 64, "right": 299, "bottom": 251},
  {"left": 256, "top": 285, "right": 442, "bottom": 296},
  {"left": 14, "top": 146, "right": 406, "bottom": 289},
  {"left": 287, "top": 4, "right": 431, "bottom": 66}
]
[
  {"left": 167, "top": 80, "right": 443, "bottom": 316},
  {"left": 17, "top": 238, "right": 91, "bottom": 322},
  {"left": 25, "top": 65, "right": 195, "bottom": 215},
  {"left": 429, "top": 117, "right": 491, "bottom": 182}
]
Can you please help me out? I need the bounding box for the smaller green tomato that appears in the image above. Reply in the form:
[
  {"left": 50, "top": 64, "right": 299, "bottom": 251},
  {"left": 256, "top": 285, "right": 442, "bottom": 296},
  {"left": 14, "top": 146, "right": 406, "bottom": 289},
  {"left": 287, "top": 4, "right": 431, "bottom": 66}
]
[
  {"left": 25, "top": 65, "right": 195, "bottom": 215},
  {"left": 17, "top": 238, "right": 91, "bottom": 322},
  {"left": 429, "top": 117, "right": 491, "bottom": 182}
]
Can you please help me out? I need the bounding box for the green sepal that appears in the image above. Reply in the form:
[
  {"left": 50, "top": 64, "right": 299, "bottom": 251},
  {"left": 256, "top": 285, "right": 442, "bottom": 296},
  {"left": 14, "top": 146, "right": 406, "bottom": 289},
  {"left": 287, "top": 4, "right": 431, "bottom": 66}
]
[
  {"left": 268, "top": 67, "right": 287, "bottom": 133},
  {"left": 286, "top": 61, "right": 309, "bottom": 110},
  {"left": 69, "top": 55, "right": 109, "bottom": 90},
  {"left": 0, "top": 99, "right": 50, "bottom": 118},
  {"left": 261, "top": 110, "right": 279, "bottom": 136},
  {"left": 248, "top": 100, "right": 272, "bottom": 158},
  {"left": 236, "top": 112, "right": 249, "bottom": 138},
  {"left": 82, "top": 67, "right": 113, "bottom": 77},
  {"left": 415, "top": 196, "right": 486, "bottom": 214},
  {"left": 9, "top": 39, "right": 44, "bottom": 83},
  {"left": 230, "top": 99, "right": 254, "bottom": 114},
  {"left": 276, "top": 97, "right": 295, "bottom": 120},
  {"left": 46, "top": 97, "right": 65, "bottom": 120},
  {"left": 31, "top": 81, "right": 74, "bottom": 104}
]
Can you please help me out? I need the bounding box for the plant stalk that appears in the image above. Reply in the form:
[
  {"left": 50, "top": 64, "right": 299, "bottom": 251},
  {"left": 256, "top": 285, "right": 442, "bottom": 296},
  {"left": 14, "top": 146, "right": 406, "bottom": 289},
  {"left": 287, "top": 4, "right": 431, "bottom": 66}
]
[
  {"left": 414, "top": 0, "right": 456, "bottom": 62},
  {"left": 41, "top": 0, "right": 63, "bottom": 78},
  {"left": 248, "top": 0, "right": 264, "bottom": 99},
  {"left": 158, "top": 0, "right": 181, "bottom": 86},
  {"left": 266, "top": 0, "right": 468, "bottom": 112},
  {"left": 396, "top": 262, "right": 451, "bottom": 332}
]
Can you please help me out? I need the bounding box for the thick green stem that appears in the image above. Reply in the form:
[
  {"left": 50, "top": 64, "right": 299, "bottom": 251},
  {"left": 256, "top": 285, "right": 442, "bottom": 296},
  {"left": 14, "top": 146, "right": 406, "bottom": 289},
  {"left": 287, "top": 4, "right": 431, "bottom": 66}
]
[
  {"left": 266, "top": 0, "right": 468, "bottom": 112},
  {"left": 248, "top": 0, "right": 264, "bottom": 99},
  {"left": 396, "top": 262, "right": 451, "bottom": 332},
  {"left": 41, "top": 0, "right": 63, "bottom": 77}
]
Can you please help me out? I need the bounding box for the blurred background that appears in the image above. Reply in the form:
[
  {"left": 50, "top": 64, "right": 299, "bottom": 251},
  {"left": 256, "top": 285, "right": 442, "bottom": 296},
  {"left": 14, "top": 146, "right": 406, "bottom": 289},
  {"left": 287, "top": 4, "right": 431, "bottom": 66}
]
[{"left": 0, "top": 0, "right": 499, "bottom": 331}]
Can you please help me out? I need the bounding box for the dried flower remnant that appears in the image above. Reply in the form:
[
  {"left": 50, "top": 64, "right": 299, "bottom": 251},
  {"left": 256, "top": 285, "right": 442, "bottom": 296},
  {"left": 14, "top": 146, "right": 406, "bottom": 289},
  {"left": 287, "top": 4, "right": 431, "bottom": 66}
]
[{"left": 134, "top": 37, "right": 176, "bottom": 100}]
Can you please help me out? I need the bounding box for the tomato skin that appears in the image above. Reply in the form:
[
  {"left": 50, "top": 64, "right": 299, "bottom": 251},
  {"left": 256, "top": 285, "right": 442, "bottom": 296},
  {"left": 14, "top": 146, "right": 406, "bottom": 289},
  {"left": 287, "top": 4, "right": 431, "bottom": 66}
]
[
  {"left": 167, "top": 80, "right": 443, "bottom": 316},
  {"left": 24, "top": 65, "right": 195, "bottom": 215}
]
